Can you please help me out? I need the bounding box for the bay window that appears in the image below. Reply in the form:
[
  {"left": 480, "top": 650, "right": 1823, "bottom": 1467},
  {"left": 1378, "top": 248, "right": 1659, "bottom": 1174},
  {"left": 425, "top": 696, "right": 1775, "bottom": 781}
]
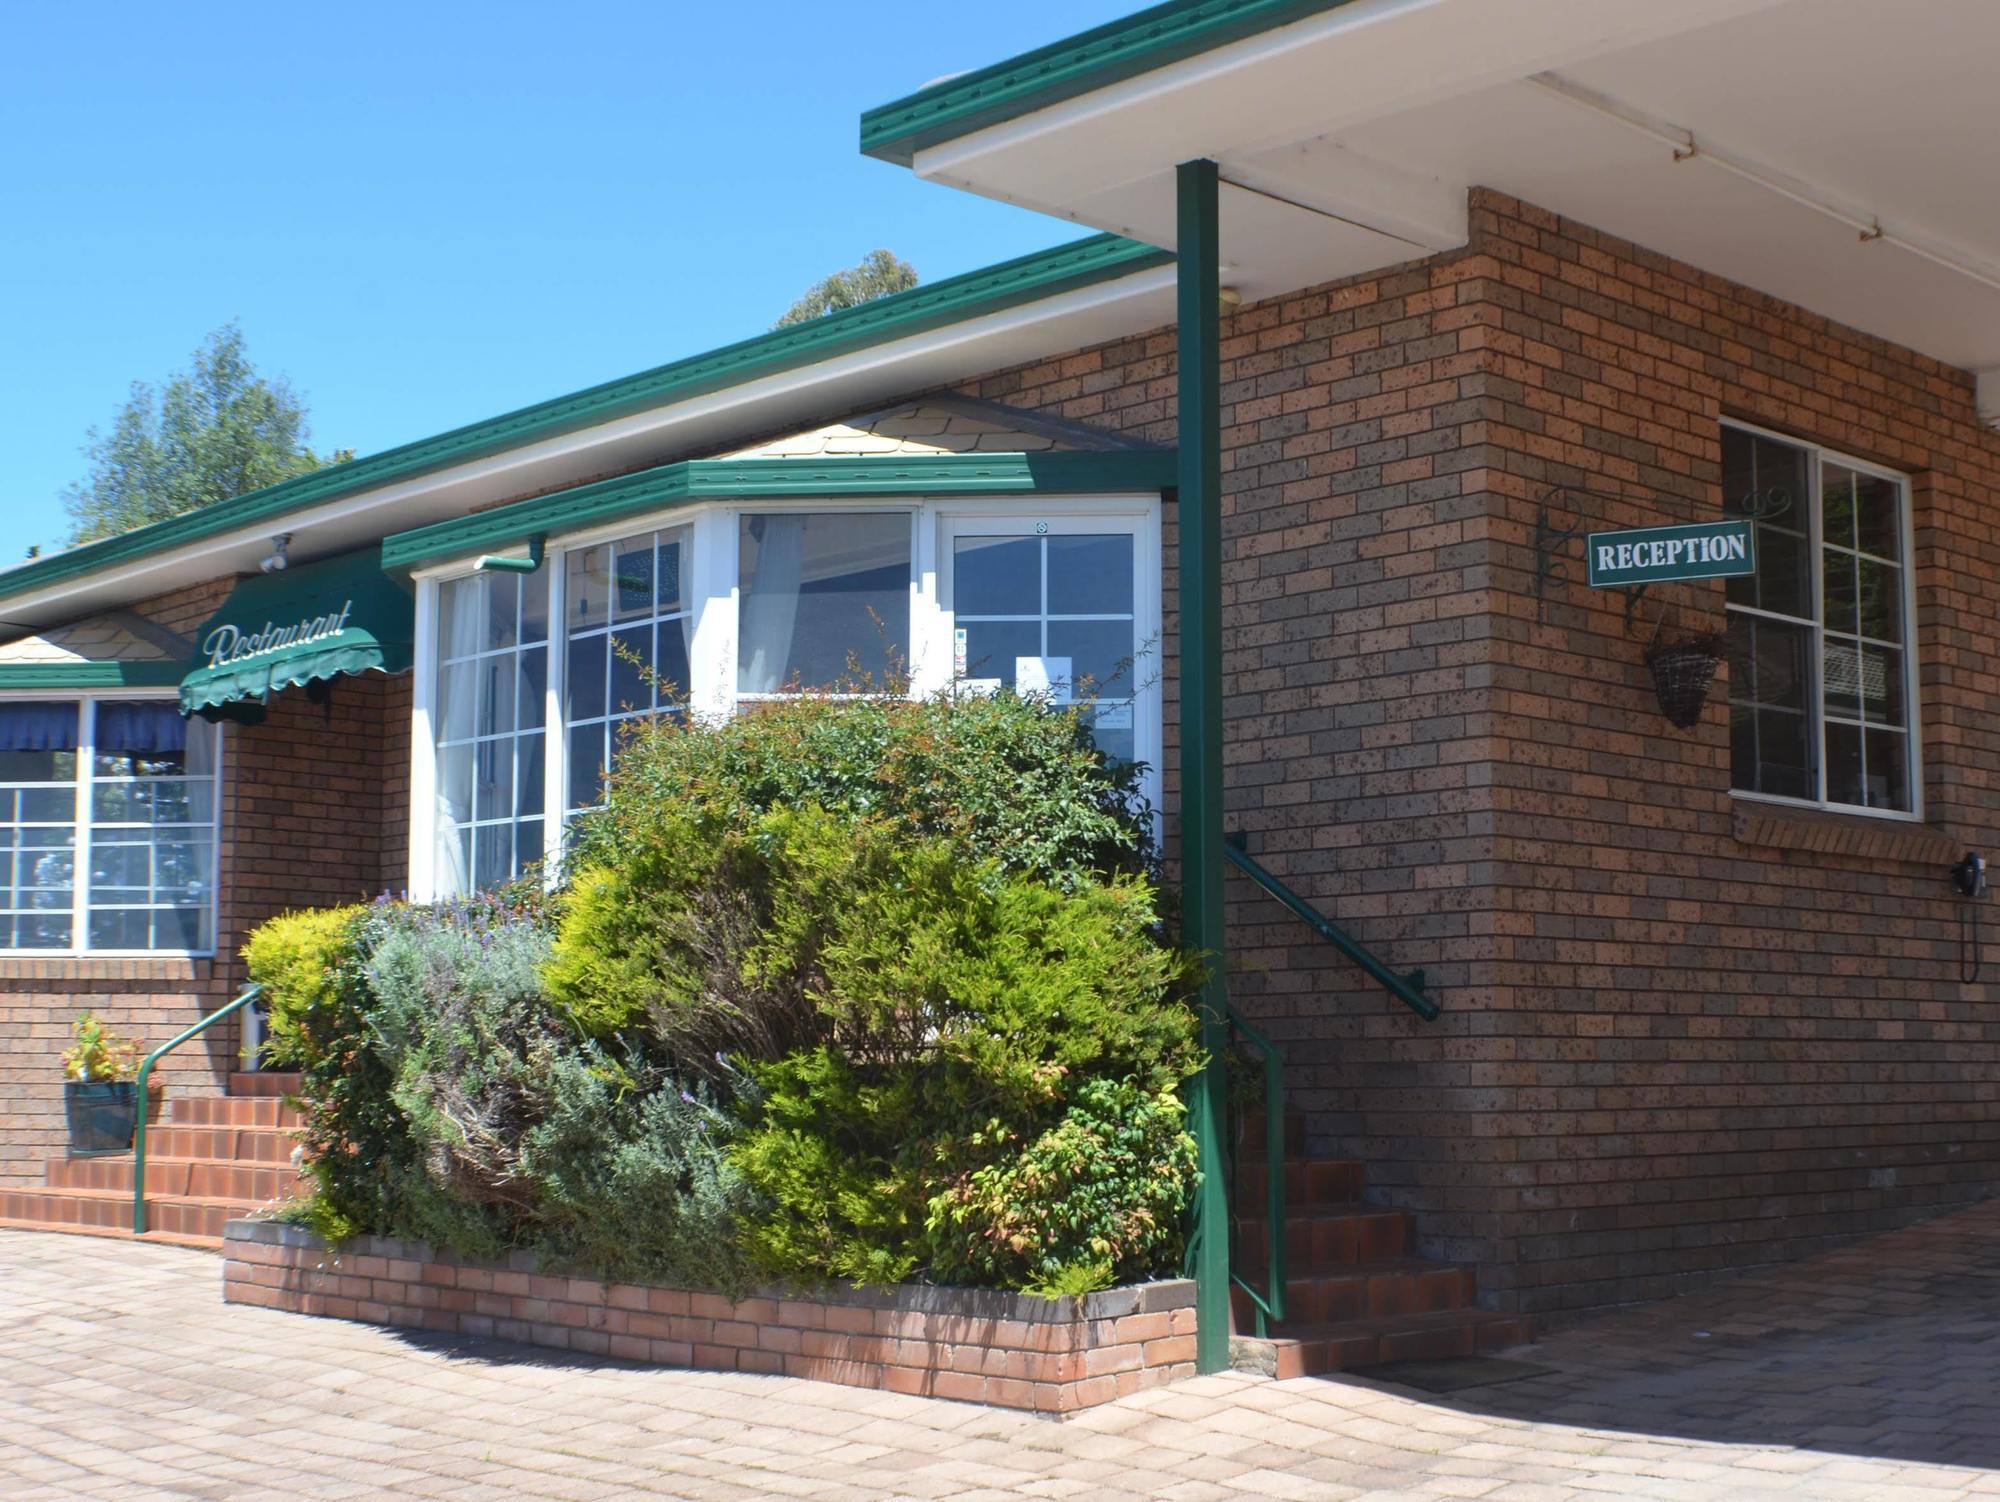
[
  {"left": 415, "top": 498, "right": 1159, "bottom": 899},
  {"left": 0, "top": 697, "right": 220, "bottom": 952},
  {"left": 1723, "top": 423, "right": 1918, "bottom": 815}
]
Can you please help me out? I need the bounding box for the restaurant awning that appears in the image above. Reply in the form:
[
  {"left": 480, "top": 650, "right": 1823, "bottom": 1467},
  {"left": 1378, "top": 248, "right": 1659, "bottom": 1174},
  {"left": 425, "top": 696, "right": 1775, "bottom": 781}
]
[{"left": 179, "top": 551, "right": 414, "bottom": 722}]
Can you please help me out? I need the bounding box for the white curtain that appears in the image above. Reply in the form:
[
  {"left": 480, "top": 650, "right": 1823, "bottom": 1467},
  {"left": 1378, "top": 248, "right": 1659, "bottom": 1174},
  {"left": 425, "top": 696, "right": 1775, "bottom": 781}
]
[
  {"left": 433, "top": 579, "right": 484, "bottom": 897},
  {"left": 738, "top": 515, "right": 807, "bottom": 693}
]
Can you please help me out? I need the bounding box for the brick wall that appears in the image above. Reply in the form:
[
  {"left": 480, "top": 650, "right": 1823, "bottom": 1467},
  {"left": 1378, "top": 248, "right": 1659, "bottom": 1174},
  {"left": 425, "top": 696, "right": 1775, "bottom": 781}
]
[
  {"left": 224, "top": 1221, "right": 1197, "bottom": 1414},
  {"left": 959, "top": 187, "right": 2000, "bottom": 1314},
  {"left": 0, "top": 573, "right": 409, "bottom": 1185}
]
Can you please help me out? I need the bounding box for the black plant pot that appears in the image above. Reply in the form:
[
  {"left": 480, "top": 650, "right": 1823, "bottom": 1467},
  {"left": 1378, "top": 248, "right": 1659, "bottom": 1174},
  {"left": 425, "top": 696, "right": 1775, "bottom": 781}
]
[
  {"left": 1646, "top": 643, "right": 1723, "bottom": 729},
  {"left": 64, "top": 1080, "right": 142, "bottom": 1156}
]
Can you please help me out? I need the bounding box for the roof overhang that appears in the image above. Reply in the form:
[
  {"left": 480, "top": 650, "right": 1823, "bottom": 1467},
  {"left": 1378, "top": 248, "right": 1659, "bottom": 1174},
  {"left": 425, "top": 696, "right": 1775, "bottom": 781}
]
[
  {"left": 0, "top": 235, "right": 1175, "bottom": 632},
  {"left": 873, "top": 0, "right": 2000, "bottom": 383}
]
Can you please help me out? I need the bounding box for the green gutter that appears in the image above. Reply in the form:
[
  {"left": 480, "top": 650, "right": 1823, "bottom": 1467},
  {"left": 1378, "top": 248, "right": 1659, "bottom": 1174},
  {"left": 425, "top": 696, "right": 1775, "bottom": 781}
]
[
  {"left": 0, "top": 234, "right": 1170, "bottom": 610},
  {"left": 382, "top": 450, "right": 1177, "bottom": 572},
  {"left": 862, "top": 0, "right": 1358, "bottom": 166}
]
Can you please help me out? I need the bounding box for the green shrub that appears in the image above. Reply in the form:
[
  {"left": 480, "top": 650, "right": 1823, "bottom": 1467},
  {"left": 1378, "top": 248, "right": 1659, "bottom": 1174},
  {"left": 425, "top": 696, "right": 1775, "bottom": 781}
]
[
  {"left": 567, "top": 688, "right": 1154, "bottom": 891},
  {"left": 925, "top": 1078, "right": 1198, "bottom": 1294},
  {"left": 718, "top": 809, "right": 1199, "bottom": 1289},
  {"left": 243, "top": 904, "right": 368, "bottom": 1066}
]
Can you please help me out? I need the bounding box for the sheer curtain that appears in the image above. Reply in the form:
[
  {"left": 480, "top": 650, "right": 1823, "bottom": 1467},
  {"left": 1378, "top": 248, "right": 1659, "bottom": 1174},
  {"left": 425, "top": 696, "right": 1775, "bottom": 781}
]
[
  {"left": 434, "top": 580, "right": 483, "bottom": 897},
  {"left": 739, "top": 515, "right": 806, "bottom": 694}
]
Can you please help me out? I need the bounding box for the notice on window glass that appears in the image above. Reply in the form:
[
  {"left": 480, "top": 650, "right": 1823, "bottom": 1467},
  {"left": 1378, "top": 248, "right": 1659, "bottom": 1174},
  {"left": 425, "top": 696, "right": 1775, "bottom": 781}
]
[
  {"left": 1016, "top": 656, "right": 1073, "bottom": 702},
  {"left": 1091, "top": 701, "right": 1134, "bottom": 730}
]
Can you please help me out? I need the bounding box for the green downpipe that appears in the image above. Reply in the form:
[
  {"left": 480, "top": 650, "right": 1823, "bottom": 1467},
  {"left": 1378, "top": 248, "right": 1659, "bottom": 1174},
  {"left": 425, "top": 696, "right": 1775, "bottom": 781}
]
[
  {"left": 475, "top": 534, "right": 546, "bottom": 573},
  {"left": 132, "top": 984, "right": 266, "bottom": 1236},
  {"left": 1176, "top": 157, "right": 1232, "bottom": 1376}
]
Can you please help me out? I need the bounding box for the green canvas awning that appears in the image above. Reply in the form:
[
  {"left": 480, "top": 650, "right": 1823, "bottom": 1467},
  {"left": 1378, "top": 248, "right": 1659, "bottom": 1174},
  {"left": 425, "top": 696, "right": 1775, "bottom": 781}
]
[{"left": 180, "top": 551, "right": 414, "bottom": 722}]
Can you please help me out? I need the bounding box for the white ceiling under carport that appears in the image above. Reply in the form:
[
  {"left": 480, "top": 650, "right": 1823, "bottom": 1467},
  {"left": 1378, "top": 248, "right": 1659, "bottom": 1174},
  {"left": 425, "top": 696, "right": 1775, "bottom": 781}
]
[{"left": 911, "top": 0, "right": 2000, "bottom": 381}]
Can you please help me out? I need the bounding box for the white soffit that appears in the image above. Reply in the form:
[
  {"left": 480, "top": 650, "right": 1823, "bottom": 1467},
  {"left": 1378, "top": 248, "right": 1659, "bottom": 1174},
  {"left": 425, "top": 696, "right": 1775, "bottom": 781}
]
[{"left": 915, "top": 0, "right": 2000, "bottom": 372}]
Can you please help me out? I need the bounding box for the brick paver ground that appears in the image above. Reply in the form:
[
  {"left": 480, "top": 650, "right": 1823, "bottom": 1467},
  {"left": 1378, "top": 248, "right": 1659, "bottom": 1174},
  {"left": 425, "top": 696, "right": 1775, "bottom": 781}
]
[{"left": 5, "top": 1203, "right": 1999, "bottom": 1501}]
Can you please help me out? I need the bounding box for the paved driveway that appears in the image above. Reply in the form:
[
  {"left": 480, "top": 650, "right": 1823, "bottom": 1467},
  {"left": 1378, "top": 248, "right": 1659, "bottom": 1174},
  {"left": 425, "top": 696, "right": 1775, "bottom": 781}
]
[{"left": 5, "top": 1203, "right": 1999, "bottom": 1501}]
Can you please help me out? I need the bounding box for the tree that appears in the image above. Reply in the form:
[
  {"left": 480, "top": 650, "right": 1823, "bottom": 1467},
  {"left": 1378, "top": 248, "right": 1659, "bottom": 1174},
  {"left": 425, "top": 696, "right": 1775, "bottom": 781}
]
[
  {"left": 62, "top": 323, "right": 349, "bottom": 544},
  {"left": 773, "top": 250, "right": 919, "bottom": 328}
]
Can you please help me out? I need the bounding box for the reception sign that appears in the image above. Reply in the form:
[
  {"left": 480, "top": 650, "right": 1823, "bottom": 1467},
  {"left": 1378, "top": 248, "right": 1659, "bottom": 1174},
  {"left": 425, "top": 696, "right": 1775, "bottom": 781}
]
[{"left": 1586, "top": 520, "right": 1755, "bottom": 588}]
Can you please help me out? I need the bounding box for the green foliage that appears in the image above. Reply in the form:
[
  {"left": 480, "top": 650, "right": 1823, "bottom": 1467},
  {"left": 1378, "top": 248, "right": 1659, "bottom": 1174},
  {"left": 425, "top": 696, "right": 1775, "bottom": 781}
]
[
  {"left": 61, "top": 1012, "right": 139, "bottom": 1082},
  {"left": 773, "top": 249, "right": 918, "bottom": 328},
  {"left": 568, "top": 689, "right": 1154, "bottom": 892},
  {"left": 243, "top": 904, "right": 370, "bottom": 1067},
  {"left": 926, "top": 1078, "right": 1198, "bottom": 1295},
  {"left": 63, "top": 323, "right": 350, "bottom": 544},
  {"left": 718, "top": 810, "right": 1198, "bottom": 1289}
]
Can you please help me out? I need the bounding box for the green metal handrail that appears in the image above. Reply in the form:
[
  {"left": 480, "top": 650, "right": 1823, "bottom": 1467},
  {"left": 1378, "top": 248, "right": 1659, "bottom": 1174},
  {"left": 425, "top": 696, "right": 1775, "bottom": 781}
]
[
  {"left": 1222, "top": 834, "right": 1439, "bottom": 1021},
  {"left": 133, "top": 983, "right": 266, "bottom": 1236},
  {"left": 1224, "top": 1002, "right": 1286, "bottom": 1338}
]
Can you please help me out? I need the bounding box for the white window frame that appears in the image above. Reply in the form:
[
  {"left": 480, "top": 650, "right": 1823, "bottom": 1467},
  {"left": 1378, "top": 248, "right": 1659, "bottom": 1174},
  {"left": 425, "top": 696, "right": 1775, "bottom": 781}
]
[
  {"left": 0, "top": 689, "right": 224, "bottom": 958},
  {"left": 407, "top": 494, "right": 1164, "bottom": 899},
  {"left": 1723, "top": 419, "right": 1922, "bottom": 822}
]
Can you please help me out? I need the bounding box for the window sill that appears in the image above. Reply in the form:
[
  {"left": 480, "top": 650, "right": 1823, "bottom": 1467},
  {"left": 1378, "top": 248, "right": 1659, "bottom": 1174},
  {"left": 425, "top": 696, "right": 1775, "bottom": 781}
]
[
  {"left": 1731, "top": 801, "right": 1959, "bottom": 866},
  {"left": 0, "top": 953, "right": 214, "bottom": 983}
]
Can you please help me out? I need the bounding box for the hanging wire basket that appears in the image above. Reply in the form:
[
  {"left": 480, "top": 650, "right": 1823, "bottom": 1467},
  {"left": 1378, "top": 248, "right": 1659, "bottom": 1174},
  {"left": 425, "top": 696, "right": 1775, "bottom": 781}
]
[{"left": 1643, "top": 635, "right": 1726, "bottom": 729}]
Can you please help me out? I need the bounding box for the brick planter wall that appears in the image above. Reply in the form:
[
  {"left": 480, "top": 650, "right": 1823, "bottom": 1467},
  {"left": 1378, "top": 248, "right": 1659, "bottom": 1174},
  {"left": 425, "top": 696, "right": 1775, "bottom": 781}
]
[{"left": 222, "top": 1220, "right": 1197, "bottom": 1413}]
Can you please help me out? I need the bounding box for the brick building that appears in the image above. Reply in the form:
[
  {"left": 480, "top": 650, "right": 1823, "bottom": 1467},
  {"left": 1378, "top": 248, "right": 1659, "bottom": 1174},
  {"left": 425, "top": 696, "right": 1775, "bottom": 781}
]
[{"left": 4, "top": 0, "right": 1995, "bottom": 1373}]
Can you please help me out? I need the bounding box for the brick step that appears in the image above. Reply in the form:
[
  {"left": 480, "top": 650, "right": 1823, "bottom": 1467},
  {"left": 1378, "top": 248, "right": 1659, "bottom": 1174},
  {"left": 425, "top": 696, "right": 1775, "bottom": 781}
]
[
  {"left": 170, "top": 1094, "right": 303, "bottom": 1130},
  {"left": 0, "top": 1186, "right": 277, "bottom": 1245},
  {"left": 45, "top": 1154, "right": 302, "bottom": 1202},
  {"left": 227, "top": 1071, "right": 300, "bottom": 1097},
  {"left": 1235, "top": 1204, "right": 1414, "bottom": 1268},
  {"left": 0, "top": 1216, "right": 222, "bottom": 1253},
  {"left": 147, "top": 1123, "right": 299, "bottom": 1164},
  {"left": 1233, "top": 1159, "right": 1364, "bottom": 1211},
  {"left": 1231, "top": 1308, "right": 1532, "bottom": 1379},
  {"left": 1230, "top": 1258, "right": 1475, "bottom": 1328}
]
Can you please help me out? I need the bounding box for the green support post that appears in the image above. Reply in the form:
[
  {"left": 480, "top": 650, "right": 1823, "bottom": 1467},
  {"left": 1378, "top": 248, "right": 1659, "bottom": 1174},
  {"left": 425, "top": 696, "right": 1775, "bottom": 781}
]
[{"left": 1176, "top": 157, "right": 1231, "bottom": 1375}]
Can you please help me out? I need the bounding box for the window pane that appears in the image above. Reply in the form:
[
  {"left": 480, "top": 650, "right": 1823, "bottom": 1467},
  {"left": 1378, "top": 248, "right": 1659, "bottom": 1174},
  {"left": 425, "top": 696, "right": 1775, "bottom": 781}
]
[
  {"left": 1728, "top": 615, "right": 1809, "bottom": 714},
  {"left": 517, "top": 647, "right": 548, "bottom": 732},
  {"left": 1860, "top": 644, "right": 1906, "bottom": 728},
  {"left": 612, "top": 535, "right": 655, "bottom": 623},
  {"left": 484, "top": 575, "right": 518, "bottom": 652},
  {"left": 568, "top": 723, "right": 606, "bottom": 811},
  {"left": 655, "top": 618, "right": 691, "bottom": 707},
  {"left": 13, "top": 915, "right": 70, "bottom": 949},
  {"left": 954, "top": 536, "right": 1039, "bottom": 615},
  {"left": 438, "top": 577, "right": 480, "bottom": 659},
  {"left": 567, "top": 545, "right": 610, "bottom": 629},
  {"left": 960, "top": 620, "right": 1040, "bottom": 688},
  {"left": 521, "top": 564, "right": 551, "bottom": 644},
  {"left": 475, "top": 739, "right": 513, "bottom": 820},
  {"left": 566, "top": 634, "right": 607, "bottom": 722},
  {"left": 154, "top": 906, "right": 211, "bottom": 953},
  {"left": 1048, "top": 619, "right": 1137, "bottom": 699},
  {"left": 1049, "top": 535, "right": 1135, "bottom": 615},
  {"left": 1079, "top": 701, "right": 1136, "bottom": 767},
  {"left": 1727, "top": 614, "right": 1814, "bottom": 799},
  {"left": 1826, "top": 721, "right": 1864, "bottom": 807},
  {"left": 1821, "top": 464, "right": 1858, "bottom": 551},
  {"left": 610, "top": 628, "right": 651, "bottom": 713},
  {"left": 1855, "top": 473, "right": 1902, "bottom": 561},
  {"left": 88, "top": 909, "right": 148, "bottom": 951},
  {"left": 477, "top": 657, "right": 516, "bottom": 738},
  {"left": 438, "top": 662, "right": 475, "bottom": 744},
  {"left": 1864, "top": 728, "right": 1911, "bottom": 811},
  {"left": 657, "top": 534, "right": 686, "bottom": 614},
  {"left": 1724, "top": 431, "right": 1811, "bottom": 617},
  {"left": 1857, "top": 558, "right": 1902, "bottom": 643},
  {"left": 473, "top": 823, "right": 512, "bottom": 893},
  {"left": 739, "top": 513, "right": 910, "bottom": 693},
  {"left": 517, "top": 735, "right": 545, "bottom": 819},
  {"left": 1821, "top": 550, "right": 1857, "bottom": 638},
  {"left": 1822, "top": 640, "right": 1861, "bottom": 723}
]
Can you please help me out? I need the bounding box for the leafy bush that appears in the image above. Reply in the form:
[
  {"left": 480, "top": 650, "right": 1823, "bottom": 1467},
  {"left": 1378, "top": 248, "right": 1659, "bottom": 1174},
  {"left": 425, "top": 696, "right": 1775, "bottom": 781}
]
[
  {"left": 926, "top": 1078, "right": 1198, "bottom": 1294},
  {"left": 243, "top": 904, "right": 368, "bottom": 1066},
  {"left": 567, "top": 688, "right": 1154, "bottom": 891}
]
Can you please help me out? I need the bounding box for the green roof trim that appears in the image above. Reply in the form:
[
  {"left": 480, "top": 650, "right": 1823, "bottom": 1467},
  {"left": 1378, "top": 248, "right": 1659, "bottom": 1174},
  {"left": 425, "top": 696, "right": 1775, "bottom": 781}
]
[
  {"left": 382, "top": 450, "right": 1178, "bottom": 572},
  {"left": 861, "top": 0, "right": 1357, "bottom": 166},
  {"left": 0, "top": 661, "right": 186, "bottom": 690},
  {"left": 0, "top": 234, "right": 1171, "bottom": 611}
]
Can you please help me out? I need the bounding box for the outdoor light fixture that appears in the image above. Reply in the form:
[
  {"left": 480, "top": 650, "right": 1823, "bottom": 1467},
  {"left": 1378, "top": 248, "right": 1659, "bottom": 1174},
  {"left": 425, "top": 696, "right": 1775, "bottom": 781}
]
[{"left": 258, "top": 534, "right": 292, "bottom": 573}]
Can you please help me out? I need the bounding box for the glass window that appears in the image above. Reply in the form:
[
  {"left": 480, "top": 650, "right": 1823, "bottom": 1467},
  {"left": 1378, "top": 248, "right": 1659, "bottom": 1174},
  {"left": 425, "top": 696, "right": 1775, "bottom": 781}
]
[
  {"left": 0, "top": 699, "right": 218, "bottom": 952},
  {"left": 738, "top": 513, "right": 910, "bottom": 694},
  {"left": 564, "top": 526, "right": 692, "bottom": 815},
  {"left": 1723, "top": 425, "right": 1914, "bottom": 814},
  {"left": 435, "top": 568, "right": 549, "bottom": 896},
  {"left": 952, "top": 531, "right": 1140, "bottom": 766}
]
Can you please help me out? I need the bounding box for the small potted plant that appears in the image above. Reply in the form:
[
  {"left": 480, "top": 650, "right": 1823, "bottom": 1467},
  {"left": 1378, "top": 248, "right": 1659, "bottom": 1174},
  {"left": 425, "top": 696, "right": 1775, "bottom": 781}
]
[
  {"left": 61, "top": 1012, "right": 151, "bottom": 1156},
  {"left": 1643, "top": 630, "right": 1728, "bottom": 729}
]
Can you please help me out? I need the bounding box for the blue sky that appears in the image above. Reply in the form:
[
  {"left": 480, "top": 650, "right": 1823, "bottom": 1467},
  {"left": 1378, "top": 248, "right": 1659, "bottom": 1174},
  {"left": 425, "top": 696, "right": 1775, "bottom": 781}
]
[{"left": 0, "top": 1, "right": 1137, "bottom": 564}]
